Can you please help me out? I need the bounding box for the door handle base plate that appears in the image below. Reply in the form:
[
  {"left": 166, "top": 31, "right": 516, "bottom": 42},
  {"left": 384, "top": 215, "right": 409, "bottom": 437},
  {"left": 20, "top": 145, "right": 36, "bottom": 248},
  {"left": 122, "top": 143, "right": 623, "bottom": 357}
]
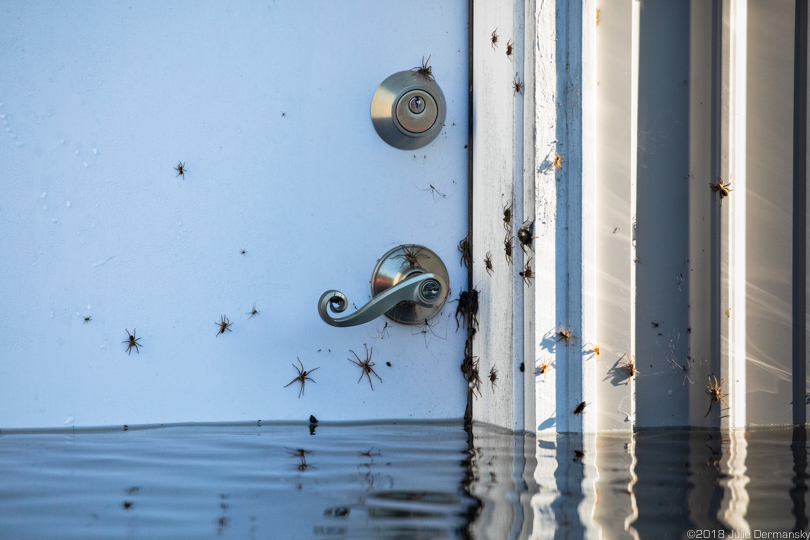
[{"left": 370, "top": 244, "right": 449, "bottom": 325}]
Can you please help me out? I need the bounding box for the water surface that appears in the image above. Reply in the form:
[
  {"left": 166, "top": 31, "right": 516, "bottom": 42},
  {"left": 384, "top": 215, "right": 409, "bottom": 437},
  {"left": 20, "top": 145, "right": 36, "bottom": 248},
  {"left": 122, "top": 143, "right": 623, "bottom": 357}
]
[{"left": 0, "top": 422, "right": 808, "bottom": 538}]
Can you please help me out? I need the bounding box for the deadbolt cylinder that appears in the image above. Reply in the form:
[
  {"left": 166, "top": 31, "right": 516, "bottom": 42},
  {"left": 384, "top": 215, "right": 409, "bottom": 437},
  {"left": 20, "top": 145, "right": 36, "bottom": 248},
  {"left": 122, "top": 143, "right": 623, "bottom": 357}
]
[{"left": 395, "top": 90, "right": 438, "bottom": 133}]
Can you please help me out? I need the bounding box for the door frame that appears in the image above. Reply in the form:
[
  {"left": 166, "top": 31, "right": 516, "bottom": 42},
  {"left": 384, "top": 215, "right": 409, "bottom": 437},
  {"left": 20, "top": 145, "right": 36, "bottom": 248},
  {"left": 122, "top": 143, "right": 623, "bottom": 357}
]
[
  {"left": 470, "top": 0, "right": 597, "bottom": 432},
  {"left": 473, "top": 0, "right": 767, "bottom": 433}
]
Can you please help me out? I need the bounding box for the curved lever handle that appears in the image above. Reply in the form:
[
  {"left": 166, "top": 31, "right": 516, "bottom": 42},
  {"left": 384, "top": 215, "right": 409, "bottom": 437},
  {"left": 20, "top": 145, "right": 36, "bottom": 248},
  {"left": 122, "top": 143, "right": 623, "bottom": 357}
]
[{"left": 318, "top": 273, "right": 447, "bottom": 328}]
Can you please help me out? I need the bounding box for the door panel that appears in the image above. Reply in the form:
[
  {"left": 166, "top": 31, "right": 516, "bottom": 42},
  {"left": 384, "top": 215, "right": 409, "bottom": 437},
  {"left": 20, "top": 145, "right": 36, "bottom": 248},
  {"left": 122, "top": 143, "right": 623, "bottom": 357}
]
[{"left": 0, "top": 1, "right": 469, "bottom": 428}]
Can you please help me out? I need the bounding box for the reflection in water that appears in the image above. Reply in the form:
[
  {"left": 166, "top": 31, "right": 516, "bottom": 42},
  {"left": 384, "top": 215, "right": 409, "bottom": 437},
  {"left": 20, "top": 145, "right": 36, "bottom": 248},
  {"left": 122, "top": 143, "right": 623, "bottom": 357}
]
[
  {"left": 593, "top": 434, "right": 640, "bottom": 539},
  {"left": 0, "top": 423, "right": 807, "bottom": 537},
  {"left": 720, "top": 431, "right": 750, "bottom": 534}
]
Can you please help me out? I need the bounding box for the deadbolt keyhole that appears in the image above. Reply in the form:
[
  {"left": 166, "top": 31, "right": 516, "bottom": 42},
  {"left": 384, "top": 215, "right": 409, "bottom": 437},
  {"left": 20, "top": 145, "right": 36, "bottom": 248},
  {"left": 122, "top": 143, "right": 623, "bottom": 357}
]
[{"left": 409, "top": 96, "right": 425, "bottom": 114}]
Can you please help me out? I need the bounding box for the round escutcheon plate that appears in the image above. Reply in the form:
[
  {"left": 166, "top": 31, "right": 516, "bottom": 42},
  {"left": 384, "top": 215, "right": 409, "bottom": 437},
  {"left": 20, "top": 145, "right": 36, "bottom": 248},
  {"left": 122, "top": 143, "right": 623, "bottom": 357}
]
[
  {"left": 370, "top": 244, "right": 449, "bottom": 325},
  {"left": 370, "top": 71, "right": 447, "bottom": 151}
]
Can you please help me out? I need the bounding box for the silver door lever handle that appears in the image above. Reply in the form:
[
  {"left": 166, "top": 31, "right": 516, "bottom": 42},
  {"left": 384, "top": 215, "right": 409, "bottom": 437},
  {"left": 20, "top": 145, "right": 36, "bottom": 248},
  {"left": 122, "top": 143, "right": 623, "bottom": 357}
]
[
  {"left": 318, "top": 273, "right": 446, "bottom": 328},
  {"left": 317, "top": 244, "right": 450, "bottom": 328}
]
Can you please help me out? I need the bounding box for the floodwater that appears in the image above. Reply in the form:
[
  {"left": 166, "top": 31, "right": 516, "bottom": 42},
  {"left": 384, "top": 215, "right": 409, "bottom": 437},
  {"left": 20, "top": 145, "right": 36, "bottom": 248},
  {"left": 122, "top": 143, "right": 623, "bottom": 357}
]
[{"left": 0, "top": 421, "right": 808, "bottom": 539}]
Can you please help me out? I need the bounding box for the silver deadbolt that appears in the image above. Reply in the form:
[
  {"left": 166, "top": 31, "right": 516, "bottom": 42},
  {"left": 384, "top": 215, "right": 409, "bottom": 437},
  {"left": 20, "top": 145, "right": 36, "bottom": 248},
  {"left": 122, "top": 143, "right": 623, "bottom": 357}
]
[{"left": 370, "top": 71, "right": 447, "bottom": 150}]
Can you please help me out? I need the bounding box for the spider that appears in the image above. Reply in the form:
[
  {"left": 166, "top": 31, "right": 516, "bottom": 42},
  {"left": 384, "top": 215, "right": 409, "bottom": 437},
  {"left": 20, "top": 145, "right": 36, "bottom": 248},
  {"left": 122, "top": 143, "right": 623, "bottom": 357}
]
[
  {"left": 520, "top": 258, "right": 533, "bottom": 286},
  {"left": 513, "top": 73, "right": 524, "bottom": 95},
  {"left": 394, "top": 245, "right": 428, "bottom": 268},
  {"left": 506, "top": 38, "right": 514, "bottom": 58},
  {"left": 467, "top": 358, "right": 482, "bottom": 398},
  {"left": 174, "top": 161, "right": 186, "bottom": 179},
  {"left": 517, "top": 219, "right": 536, "bottom": 253},
  {"left": 458, "top": 235, "right": 472, "bottom": 268},
  {"left": 556, "top": 323, "right": 578, "bottom": 345},
  {"left": 122, "top": 329, "right": 142, "bottom": 355},
  {"left": 503, "top": 203, "right": 513, "bottom": 231},
  {"left": 240, "top": 249, "right": 247, "bottom": 255},
  {"left": 461, "top": 347, "right": 475, "bottom": 373},
  {"left": 704, "top": 375, "right": 729, "bottom": 417},
  {"left": 573, "top": 449, "right": 585, "bottom": 464},
  {"left": 412, "top": 317, "right": 446, "bottom": 348},
  {"left": 709, "top": 176, "right": 732, "bottom": 205},
  {"left": 348, "top": 344, "right": 382, "bottom": 390},
  {"left": 551, "top": 153, "right": 564, "bottom": 170},
  {"left": 535, "top": 357, "right": 553, "bottom": 379},
  {"left": 412, "top": 55, "right": 435, "bottom": 82},
  {"left": 246, "top": 304, "right": 259, "bottom": 319},
  {"left": 286, "top": 448, "right": 313, "bottom": 471},
  {"left": 454, "top": 289, "right": 480, "bottom": 331},
  {"left": 83, "top": 315, "right": 92, "bottom": 323},
  {"left": 284, "top": 358, "right": 319, "bottom": 398},
  {"left": 287, "top": 448, "right": 311, "bottom": 459},
  {"left": 489, "top": 366, "right": 498, "bottom": 392},
  {"left": 369, "top": 321, "right": 391, "bottom": 340},
  {"left": 573, "top": 401, "right": 587, "bottom": 415},
  {"left": 584, "top": 339, "right": 601, "bottom": 361},
  {"left": 622, "top": 355, "right": 639, "bottom": 379},
  {"left": 504, "top": 232, "right": 514, "bottom": 264},
  {"left": 484, "top": 252, "right": 493, "bottom": 276},
  {"left": 215, "top": 315, "right": 233, "bottom": 337},
  {"left": 420, "top": 183, "right": 447, "bottom": 201},
  {"left": 491, "top": 28, "right": 499, "bottom": 50}
]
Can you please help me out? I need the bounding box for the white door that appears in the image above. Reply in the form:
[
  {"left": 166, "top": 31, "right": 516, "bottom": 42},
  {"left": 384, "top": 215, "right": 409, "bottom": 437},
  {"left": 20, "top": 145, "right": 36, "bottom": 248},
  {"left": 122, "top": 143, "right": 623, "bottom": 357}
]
[{"left": 0, "top": 1, "right": 469, "bottom": 428}]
